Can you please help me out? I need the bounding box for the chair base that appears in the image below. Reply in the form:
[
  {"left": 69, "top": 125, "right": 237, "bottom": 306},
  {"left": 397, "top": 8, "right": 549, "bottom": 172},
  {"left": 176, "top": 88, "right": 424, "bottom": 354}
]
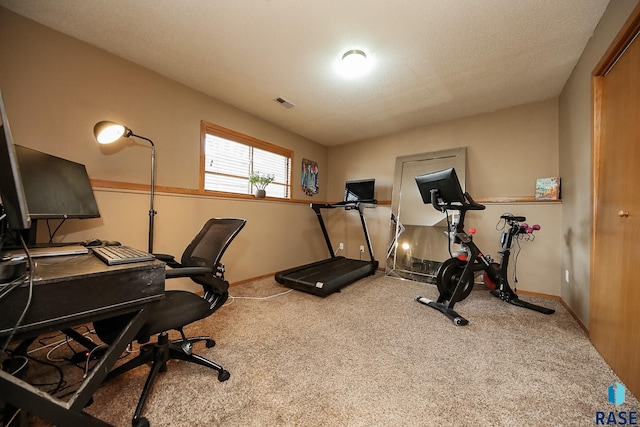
[{"left": 105, "top": 332, "right": 230, "bottom": 426}]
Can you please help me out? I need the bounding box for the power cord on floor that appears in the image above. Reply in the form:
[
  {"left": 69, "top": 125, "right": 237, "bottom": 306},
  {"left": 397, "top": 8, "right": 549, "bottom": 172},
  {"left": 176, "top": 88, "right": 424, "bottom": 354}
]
[
  {"left": 224, "top": 288, "right": 294, "bottom": 307},
  {"left": 26, "top": 328, "right": 98, "bottom": 363},
  {"left": 83, "top": 344, "right": 109, "bottom": 378},
  {"left": 4, "top": 348, "right": 67, "bottom": 395}
]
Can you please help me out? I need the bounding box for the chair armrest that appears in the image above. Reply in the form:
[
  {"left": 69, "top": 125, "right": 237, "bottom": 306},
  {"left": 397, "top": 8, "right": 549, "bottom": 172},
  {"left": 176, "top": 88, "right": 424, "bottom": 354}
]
[
  {"left": 165, "top": 266, "right": 212, "bottom": 279},
  {"left": 153, "top": 253, "right": 175, "bottom": 261},
  {"left": 153, "top": 253, "right": 182, "bottom": 269}
]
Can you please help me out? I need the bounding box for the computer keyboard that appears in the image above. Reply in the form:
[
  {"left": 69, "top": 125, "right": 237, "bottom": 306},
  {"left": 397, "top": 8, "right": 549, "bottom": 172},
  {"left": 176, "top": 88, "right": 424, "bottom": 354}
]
[{"left": 92, "top": 246, "right": 155, "bottom": 266}]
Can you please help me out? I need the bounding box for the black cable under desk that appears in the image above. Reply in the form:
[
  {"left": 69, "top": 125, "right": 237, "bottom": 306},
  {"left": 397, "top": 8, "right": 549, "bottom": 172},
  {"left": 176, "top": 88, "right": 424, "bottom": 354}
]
[{"left": 0, "top": 252, "right": 165, "bottom": 427}]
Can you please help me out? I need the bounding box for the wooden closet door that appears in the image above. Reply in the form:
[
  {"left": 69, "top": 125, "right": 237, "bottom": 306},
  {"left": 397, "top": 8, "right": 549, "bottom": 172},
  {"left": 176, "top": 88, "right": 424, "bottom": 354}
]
[{"left": 591, "top": 18, "right": 640, "bottom": 398}]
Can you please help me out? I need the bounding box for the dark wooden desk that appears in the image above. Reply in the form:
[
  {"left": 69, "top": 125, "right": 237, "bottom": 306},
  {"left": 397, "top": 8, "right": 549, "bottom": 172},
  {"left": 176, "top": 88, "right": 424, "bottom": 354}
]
[{"left": 0, "top": 253, "right": 165, "bottom": 426}]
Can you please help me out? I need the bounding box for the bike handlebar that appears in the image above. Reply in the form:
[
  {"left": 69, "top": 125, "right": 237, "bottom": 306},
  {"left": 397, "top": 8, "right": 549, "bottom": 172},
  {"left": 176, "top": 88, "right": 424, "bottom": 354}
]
[
  {"left": 463, "top": 192, "right": 486, "bottom": 211},
  {"left": 430, "top": 189, "right": 486, "bottom": 212},
  {"left": 501, "top": 214, "right": 526, "bottom": 222},
  {"left": 499, "top": 215, "right": 541, "bottom": 235}
]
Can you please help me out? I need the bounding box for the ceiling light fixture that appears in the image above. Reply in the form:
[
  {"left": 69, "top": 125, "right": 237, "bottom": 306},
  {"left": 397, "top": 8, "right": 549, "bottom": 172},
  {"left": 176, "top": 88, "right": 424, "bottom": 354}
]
[
  {"left": 338, "top": 49, "right": 370, "bottom": 78},
  {"left": 342, "top": 49, "right": 366, "bottom": 64}
]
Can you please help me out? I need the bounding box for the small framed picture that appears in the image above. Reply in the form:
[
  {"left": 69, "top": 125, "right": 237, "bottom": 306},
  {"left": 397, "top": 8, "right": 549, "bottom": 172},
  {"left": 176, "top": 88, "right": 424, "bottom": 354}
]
[
  {"left": 302, "top": 159, "right": 319, "bottom": 196},
  {"left": 535, "top": 177, "right": 560, "bottom": 200}
]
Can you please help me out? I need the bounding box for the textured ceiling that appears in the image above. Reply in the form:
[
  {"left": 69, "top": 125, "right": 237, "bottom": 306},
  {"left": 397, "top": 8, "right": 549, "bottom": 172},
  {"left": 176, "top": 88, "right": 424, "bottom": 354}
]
[{"left": 0, "top": 0, "right": 610, "bottom": 146}]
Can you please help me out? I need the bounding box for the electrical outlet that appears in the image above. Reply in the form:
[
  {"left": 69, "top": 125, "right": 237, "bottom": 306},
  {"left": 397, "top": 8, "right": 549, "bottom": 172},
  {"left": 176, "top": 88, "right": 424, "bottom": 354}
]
[
  {"left": 565, "top": 270, "right": 570, "bottom": 283},
  {"left": 360, "top": 245, "right": 365, "bottom": 253},
  {"left": 339, "top": 243, "right": 344, "bottom": 250}
]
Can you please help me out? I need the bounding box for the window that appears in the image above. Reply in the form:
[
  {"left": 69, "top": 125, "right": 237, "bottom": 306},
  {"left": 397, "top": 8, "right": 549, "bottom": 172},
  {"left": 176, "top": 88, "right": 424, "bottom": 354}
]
[{"left": 201, "top": 121, "right": 292, "bottom": 199}]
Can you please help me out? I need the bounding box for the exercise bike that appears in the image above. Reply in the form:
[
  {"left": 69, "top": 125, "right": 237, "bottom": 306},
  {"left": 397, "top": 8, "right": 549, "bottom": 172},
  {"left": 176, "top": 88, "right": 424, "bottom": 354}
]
[{"left": 414, "top": 168, "right": 555, "bottom": 326}]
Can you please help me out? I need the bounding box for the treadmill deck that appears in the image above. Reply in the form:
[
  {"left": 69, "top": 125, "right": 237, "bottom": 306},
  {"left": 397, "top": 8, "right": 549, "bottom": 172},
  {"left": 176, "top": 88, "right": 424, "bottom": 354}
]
[{"left": 275, "top": 256, "right": 378, "bottom": 296}]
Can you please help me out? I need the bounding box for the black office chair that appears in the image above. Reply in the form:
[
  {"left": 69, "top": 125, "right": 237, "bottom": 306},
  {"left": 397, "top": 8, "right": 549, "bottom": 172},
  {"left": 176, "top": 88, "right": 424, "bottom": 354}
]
[{"left": 93, "top": 217, "right": 246, "bottom": 427}]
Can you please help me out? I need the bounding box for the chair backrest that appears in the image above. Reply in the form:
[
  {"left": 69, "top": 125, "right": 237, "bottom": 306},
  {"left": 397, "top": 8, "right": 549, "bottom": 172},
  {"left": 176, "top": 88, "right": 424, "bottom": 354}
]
[
  {"left": 92, "top": 218, "right": 246, "bottom": 345},
  {"left": 181, "top": 218, "right": 246, "bottom": 287}
]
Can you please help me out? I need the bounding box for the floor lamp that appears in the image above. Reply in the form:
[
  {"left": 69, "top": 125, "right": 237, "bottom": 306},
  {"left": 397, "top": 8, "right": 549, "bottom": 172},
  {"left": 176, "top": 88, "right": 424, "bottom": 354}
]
[{"left": 93, "top": 121, "right": 156, "bottom": 253}]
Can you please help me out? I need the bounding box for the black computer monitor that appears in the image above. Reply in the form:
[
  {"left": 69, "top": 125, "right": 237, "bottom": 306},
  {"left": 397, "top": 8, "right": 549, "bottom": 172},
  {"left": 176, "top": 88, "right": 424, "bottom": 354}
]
[
  {"left": 0, "top": 89, "right": 31, "bottom": 231},
  {"left": 344, "top": 179, "right": 375, "bottom": 202},
  {"left": 15, "top": 145, "right": 100, "bottom": 220},
  {"left": 415, "top": 168, "right": 465, "bottom": 205}
]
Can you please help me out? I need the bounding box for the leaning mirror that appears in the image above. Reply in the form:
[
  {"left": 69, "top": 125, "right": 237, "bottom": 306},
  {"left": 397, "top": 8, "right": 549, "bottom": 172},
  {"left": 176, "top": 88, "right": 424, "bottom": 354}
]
[{"left": 386, "top": 147, "right": 466, "bottom": 283}]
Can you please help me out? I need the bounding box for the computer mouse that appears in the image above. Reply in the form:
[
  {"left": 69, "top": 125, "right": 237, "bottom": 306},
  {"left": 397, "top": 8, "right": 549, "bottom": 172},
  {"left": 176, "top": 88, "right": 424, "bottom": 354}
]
[
  {"left": 83, "top": 239, "right": 103, "bottom": 247},
  {"left": 104, "top": 241, "right": 121, "bottom": 246}
]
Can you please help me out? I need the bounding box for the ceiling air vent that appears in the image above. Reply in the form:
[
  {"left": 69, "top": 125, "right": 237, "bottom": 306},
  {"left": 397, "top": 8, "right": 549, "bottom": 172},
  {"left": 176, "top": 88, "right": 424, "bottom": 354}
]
[{"left": 274, "top": 97, "right": 295, "bottom": 109}]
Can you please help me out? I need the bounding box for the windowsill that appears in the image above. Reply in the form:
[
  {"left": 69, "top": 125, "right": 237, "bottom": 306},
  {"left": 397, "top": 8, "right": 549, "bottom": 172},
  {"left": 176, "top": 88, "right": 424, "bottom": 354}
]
[{"left": 90, "top": 179, "right": 318, "bottom": 204}]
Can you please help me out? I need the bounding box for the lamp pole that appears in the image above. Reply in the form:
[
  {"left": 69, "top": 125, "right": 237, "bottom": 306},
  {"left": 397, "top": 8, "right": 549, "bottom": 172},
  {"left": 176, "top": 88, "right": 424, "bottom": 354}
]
[
  {"left": 93, "top": 121, "right": 157, "bottom": 254},
  {"left": 130, "top": 133, "right": 156, "bottom": 254}
]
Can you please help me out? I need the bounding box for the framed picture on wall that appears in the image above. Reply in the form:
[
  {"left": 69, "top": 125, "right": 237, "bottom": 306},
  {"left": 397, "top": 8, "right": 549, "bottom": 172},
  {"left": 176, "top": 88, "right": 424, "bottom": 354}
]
[
  {"left": 535, "top": 177, "right": 561, "bottom": 200},
  {"left": 302, "top": 159, "right": 319, "bottom": 196}
]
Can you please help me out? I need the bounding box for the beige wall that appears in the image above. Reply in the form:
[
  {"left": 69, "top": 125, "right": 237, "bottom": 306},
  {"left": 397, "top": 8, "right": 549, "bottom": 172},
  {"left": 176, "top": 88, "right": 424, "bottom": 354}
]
[
  {"left": 558, "top": 0, "right": 639, "bottom": 328},
  {"left": 327, "top": 99, "right": 559, "bottom": 201},
  {"left": 0, "top": 8, "right": 329, "bottom": 290},
  {"left": 327, "top": 99, "right": 562, "bottom": 296},
  {"left": 3, "top": 3, "right": 637, "bottom": 317}
]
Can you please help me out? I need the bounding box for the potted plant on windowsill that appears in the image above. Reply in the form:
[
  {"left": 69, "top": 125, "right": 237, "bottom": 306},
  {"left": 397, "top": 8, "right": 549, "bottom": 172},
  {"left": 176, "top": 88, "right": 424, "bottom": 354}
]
[{"left": 249, "top": 172, "right": 275, "bottom": 198}]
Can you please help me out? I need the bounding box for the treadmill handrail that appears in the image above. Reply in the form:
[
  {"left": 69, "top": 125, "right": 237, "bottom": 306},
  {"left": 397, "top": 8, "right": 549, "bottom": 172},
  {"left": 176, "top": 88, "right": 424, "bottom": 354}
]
[{"left": 309, "top": 201, "right": 376, "bottom": 262}]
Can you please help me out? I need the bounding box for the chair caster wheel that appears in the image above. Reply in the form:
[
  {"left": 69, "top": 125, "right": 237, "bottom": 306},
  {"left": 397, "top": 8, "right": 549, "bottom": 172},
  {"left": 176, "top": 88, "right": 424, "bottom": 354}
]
[
  {"left": 206, "top": 339, "right": 216, "bottom": 348},
  {"left": 132, "top": 416, "right": 149, "bottom": 427},
  {"left": 218, "top": 369, "right": 230, "bottom": 382},
  {"left": 453, "top": 316, "right": 469, "bottom": 326}
]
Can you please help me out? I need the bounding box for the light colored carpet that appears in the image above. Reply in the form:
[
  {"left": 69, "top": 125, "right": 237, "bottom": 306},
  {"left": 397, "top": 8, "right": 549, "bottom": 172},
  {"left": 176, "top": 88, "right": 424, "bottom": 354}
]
[{"left": 23, "top": 273, "right": 640, "bottom": 426}]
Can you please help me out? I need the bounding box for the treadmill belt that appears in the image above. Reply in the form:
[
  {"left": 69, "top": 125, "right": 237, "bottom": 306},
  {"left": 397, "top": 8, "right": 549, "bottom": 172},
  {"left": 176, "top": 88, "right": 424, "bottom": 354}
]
[{"left": 275, "top": 256, "right": 377, "bottom": 296}]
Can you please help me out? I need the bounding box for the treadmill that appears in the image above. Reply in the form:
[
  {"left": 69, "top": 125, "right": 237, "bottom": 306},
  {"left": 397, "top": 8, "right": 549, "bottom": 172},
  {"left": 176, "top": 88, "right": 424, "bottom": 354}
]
[{"left": 275, "top": 179, "right": 379, "bottom": 296}]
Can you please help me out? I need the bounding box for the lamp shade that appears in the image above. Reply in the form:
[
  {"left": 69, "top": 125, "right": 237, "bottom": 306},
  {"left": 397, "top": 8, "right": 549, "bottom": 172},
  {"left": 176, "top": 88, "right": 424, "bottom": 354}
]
[{"left": 94, "top": 121, "right": 131, "bottom": 144}]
